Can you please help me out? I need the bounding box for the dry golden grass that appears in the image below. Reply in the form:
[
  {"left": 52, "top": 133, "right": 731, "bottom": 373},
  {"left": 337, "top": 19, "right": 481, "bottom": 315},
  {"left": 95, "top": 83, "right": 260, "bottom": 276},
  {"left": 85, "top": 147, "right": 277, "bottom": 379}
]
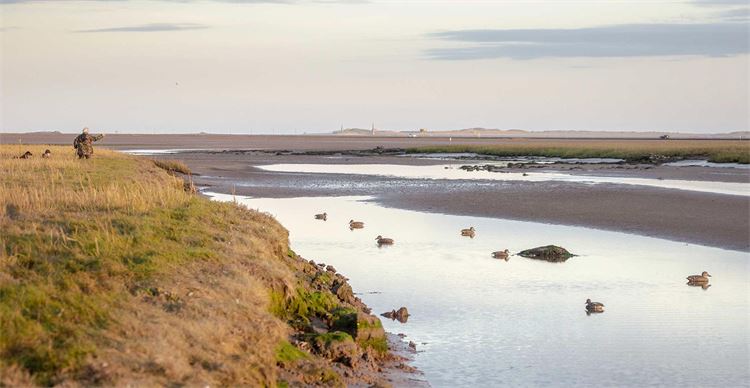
[
  {"left": 0, "top": 145, "right": 189, "bottom": 218},
  {"left": 152, "top": 159, "right": 192, "bottom": 175},
  {"left": 0, "top": 145, "right": 307, "bottom": 386},
  {"left": 409, "top": 139, "right": 750, "bottom": 163}
]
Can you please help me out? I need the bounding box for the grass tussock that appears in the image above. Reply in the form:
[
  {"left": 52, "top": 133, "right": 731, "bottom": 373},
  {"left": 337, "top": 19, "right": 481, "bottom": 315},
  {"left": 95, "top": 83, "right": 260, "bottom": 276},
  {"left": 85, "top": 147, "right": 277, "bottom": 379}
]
[
  {"left": 152, "top": 159, "right": 192, "bottom": 175},
  {"left": 0, "top": 145, "right": 305, "bottom": 386},
  {"left": 408, "top": 139, "right": 750, "bottom": 164}
]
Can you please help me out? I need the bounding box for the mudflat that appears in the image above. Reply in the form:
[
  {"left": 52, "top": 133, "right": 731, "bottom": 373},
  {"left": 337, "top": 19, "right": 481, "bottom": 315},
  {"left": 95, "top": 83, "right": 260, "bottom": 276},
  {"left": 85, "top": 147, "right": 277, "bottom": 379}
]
[{"left": 173, "top": 151, "right": 749, "bottom": 251}]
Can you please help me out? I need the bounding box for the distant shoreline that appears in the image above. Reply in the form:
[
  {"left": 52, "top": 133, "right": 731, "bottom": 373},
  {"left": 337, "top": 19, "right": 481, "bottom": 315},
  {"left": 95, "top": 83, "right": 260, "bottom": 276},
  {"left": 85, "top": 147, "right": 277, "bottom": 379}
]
[
  {"left": 5, "top": 132, "right": 748, "bottom": 142},
  {"left": 3, "top": 131, "right": 748, "bottom": 141},
  {"left": 3, "top": 133, "right": 748, "bottom": 162}
]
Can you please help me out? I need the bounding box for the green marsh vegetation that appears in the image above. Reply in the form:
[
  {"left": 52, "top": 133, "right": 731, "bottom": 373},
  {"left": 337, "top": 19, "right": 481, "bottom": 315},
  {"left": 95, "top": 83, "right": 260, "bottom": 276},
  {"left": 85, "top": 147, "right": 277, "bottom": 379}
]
[{"left": 408, "top": 139, "right": 750, "bottom": 164}]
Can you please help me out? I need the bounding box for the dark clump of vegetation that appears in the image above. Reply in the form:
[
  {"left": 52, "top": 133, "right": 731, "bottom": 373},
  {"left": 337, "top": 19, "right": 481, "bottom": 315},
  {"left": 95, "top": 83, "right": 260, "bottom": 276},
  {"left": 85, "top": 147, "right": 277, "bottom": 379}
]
[
  {"left": 275, "top": 341, "right": 309, "bottom": 364},
  {"left": 518, "top": 245, "right": 575, "bottom": 262},
  {"left": 269, "top": 288, "right": 338, "bottom": 328},
  {"left": 407, "top": 139, "right": 750, "bottom": 164},
  {"left": 330, "top": 307, "right": 358, "bottom": 333},
  {"left": 310, "top": 331, "right": 353, "bottom": 345},
  {"left": 357, "top": 337, "right": 388, "bottom": 354}
]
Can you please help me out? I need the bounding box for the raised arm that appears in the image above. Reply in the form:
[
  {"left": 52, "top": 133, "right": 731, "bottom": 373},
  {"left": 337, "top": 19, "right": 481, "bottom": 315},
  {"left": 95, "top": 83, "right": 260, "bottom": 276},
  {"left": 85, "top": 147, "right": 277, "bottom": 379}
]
[{"left": 93, "top": 134, "right": 104, "bottom": 142}]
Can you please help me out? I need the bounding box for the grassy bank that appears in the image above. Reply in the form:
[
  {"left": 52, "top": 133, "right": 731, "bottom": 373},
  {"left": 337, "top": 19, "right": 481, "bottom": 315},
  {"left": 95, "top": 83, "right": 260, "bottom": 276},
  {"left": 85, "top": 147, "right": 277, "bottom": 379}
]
[
  {"left": 0, "top": 145, "right": 392, "bottom": 386},
  {"left": 407, "top": 139, "right": 750, "bottom": 164}
]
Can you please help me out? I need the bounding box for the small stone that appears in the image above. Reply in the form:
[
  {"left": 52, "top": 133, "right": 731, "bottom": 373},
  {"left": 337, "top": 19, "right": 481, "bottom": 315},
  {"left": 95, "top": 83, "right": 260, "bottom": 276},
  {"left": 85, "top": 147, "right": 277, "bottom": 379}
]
[{"left": 380, "top": 307, "right": 409, "bottom": 323}]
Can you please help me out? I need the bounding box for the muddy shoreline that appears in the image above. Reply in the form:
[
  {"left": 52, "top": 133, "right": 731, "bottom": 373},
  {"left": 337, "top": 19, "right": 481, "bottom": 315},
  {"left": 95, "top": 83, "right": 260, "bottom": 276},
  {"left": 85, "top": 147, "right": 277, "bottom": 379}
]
[{"left": 179, "top": 151, "right": 749, "bottom": 251}]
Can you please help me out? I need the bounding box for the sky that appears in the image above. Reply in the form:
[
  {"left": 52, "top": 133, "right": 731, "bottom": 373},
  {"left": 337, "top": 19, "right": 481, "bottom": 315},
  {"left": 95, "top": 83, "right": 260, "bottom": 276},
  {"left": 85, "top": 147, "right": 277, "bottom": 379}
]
[{"left": 0, "top": 0, "right": 748, "bottom": 134}]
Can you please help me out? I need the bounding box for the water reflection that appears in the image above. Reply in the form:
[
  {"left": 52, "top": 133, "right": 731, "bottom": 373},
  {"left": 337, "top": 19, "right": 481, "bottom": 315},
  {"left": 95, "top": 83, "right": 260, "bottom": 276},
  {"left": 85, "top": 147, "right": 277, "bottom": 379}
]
[
  {"left": 687, "top": 282, "right": 712, "bottom": 290},
  {"left": 258, "top": 163, "right": 750, "bottom": 197},
  {"left": 207, "top": 193, "right": 749, "bottom": 387}
]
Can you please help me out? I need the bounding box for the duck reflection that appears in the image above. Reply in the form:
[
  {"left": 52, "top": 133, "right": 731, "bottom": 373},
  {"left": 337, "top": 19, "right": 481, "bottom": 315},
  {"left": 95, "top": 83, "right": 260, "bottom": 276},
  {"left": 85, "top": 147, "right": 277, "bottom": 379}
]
[{"left": 687, "top": 281, "right": 711, "bottom": 290}]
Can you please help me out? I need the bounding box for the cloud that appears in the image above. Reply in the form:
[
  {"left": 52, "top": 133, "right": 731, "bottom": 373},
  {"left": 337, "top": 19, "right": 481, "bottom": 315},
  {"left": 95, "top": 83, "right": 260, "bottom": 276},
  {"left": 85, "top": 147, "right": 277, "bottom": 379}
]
[
  {"left": 74, "top": 23, "right": 209, "bottom": 33},
  {"left": 718, "top": 7, "right": 749, "bottom": 21},
  {"left": 426, "top": 23, "right": 749, "bottom": 60},
  {"left": 0, "top": 0, "right": 361, "bottom": 3},
  {"left": 691, "top": 0, "right": 749, "bottom": 6},
  {"left": 162, "top": 0, "right": 293, "bottom": 3}
]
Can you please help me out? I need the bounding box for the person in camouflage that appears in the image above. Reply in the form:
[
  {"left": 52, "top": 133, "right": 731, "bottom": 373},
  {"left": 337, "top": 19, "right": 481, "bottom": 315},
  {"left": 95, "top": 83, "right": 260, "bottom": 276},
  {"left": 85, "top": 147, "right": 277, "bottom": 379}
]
[{"left": 73, "top": 127, "right": 104, "bottom": 159}]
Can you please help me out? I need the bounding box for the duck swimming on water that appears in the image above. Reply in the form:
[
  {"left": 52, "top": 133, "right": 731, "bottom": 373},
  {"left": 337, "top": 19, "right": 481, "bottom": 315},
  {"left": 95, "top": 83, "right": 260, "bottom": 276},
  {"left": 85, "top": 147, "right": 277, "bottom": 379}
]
[
  {"left": 492, "top": 249, "right": 510, "bottom": 260},
  {"left": 687, "top": 271, "right": 711, "bottom": 283},
  {"left": 461, "top": 227, "right": 475, "bottom": 237},
  {"left": 585, "top": 299, "right": 604, "bottom": 313},
  {"left": 376, "top": 235, "right": 394, "bottom": 246}
]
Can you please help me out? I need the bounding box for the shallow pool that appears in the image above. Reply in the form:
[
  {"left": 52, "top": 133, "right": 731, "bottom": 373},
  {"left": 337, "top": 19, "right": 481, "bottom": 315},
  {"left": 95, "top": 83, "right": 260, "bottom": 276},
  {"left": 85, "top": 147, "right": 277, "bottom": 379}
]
[{"left": 208, "top": 193, "right": 749, "bottom": 388}]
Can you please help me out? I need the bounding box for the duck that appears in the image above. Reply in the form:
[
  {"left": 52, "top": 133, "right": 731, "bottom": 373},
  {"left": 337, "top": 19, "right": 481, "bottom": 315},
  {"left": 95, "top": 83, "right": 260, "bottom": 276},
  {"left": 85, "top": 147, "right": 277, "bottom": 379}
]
[
  {"left": 42, "top": 149, "right": 52, "bottom": 159},
  {"left": 686, "top": 271, "right": 711, "bottom": 283},
  {"left": 349, "top": 220, "right": 364, "bottom": 229},
  {"left": 460, "top": 227, "right": 475, "bottom": 237},
  {"left": 314, "top": 212, "right": 327, "bottom": 221},
  {"left": 585, "top": 299, "right": 604, "bottom": 313},
  {"left": 376, "top": 235, "right": 394, "bottom": 246},
  {"left": 492, "top": 249, "right": 510, "bottom": 260}
]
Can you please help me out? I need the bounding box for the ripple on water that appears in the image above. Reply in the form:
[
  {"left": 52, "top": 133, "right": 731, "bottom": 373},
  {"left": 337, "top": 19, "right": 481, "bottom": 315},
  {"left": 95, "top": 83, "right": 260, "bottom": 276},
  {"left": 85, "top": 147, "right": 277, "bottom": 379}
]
[{"left": 258, "top": 163, "right": 750, "bottom": 197}]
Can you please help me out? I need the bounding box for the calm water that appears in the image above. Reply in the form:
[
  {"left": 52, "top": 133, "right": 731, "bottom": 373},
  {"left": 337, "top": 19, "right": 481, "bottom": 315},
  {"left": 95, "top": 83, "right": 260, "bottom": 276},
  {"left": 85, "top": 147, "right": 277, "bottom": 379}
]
[
  {"left": 120, "top": 149, "right": 208, "bottom": 155},
  {"left": 664, "top": 160, "right": 750, "bottom": 170},
  {"left": 258, "top": 164, "right": 750, "bottom": 197},
  {"left": 402, "top": 154, "right": 626, "bottom": 164},
  {"left": 207, "top": 192, "right": 749, "bottom": 387}
]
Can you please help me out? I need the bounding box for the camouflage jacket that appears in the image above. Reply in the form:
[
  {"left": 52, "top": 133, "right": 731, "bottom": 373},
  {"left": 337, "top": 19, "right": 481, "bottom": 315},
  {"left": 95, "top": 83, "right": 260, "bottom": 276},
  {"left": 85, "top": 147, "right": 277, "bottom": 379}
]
[{"left": 73, "top": 133, "right": 104, "bottom": 155}]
